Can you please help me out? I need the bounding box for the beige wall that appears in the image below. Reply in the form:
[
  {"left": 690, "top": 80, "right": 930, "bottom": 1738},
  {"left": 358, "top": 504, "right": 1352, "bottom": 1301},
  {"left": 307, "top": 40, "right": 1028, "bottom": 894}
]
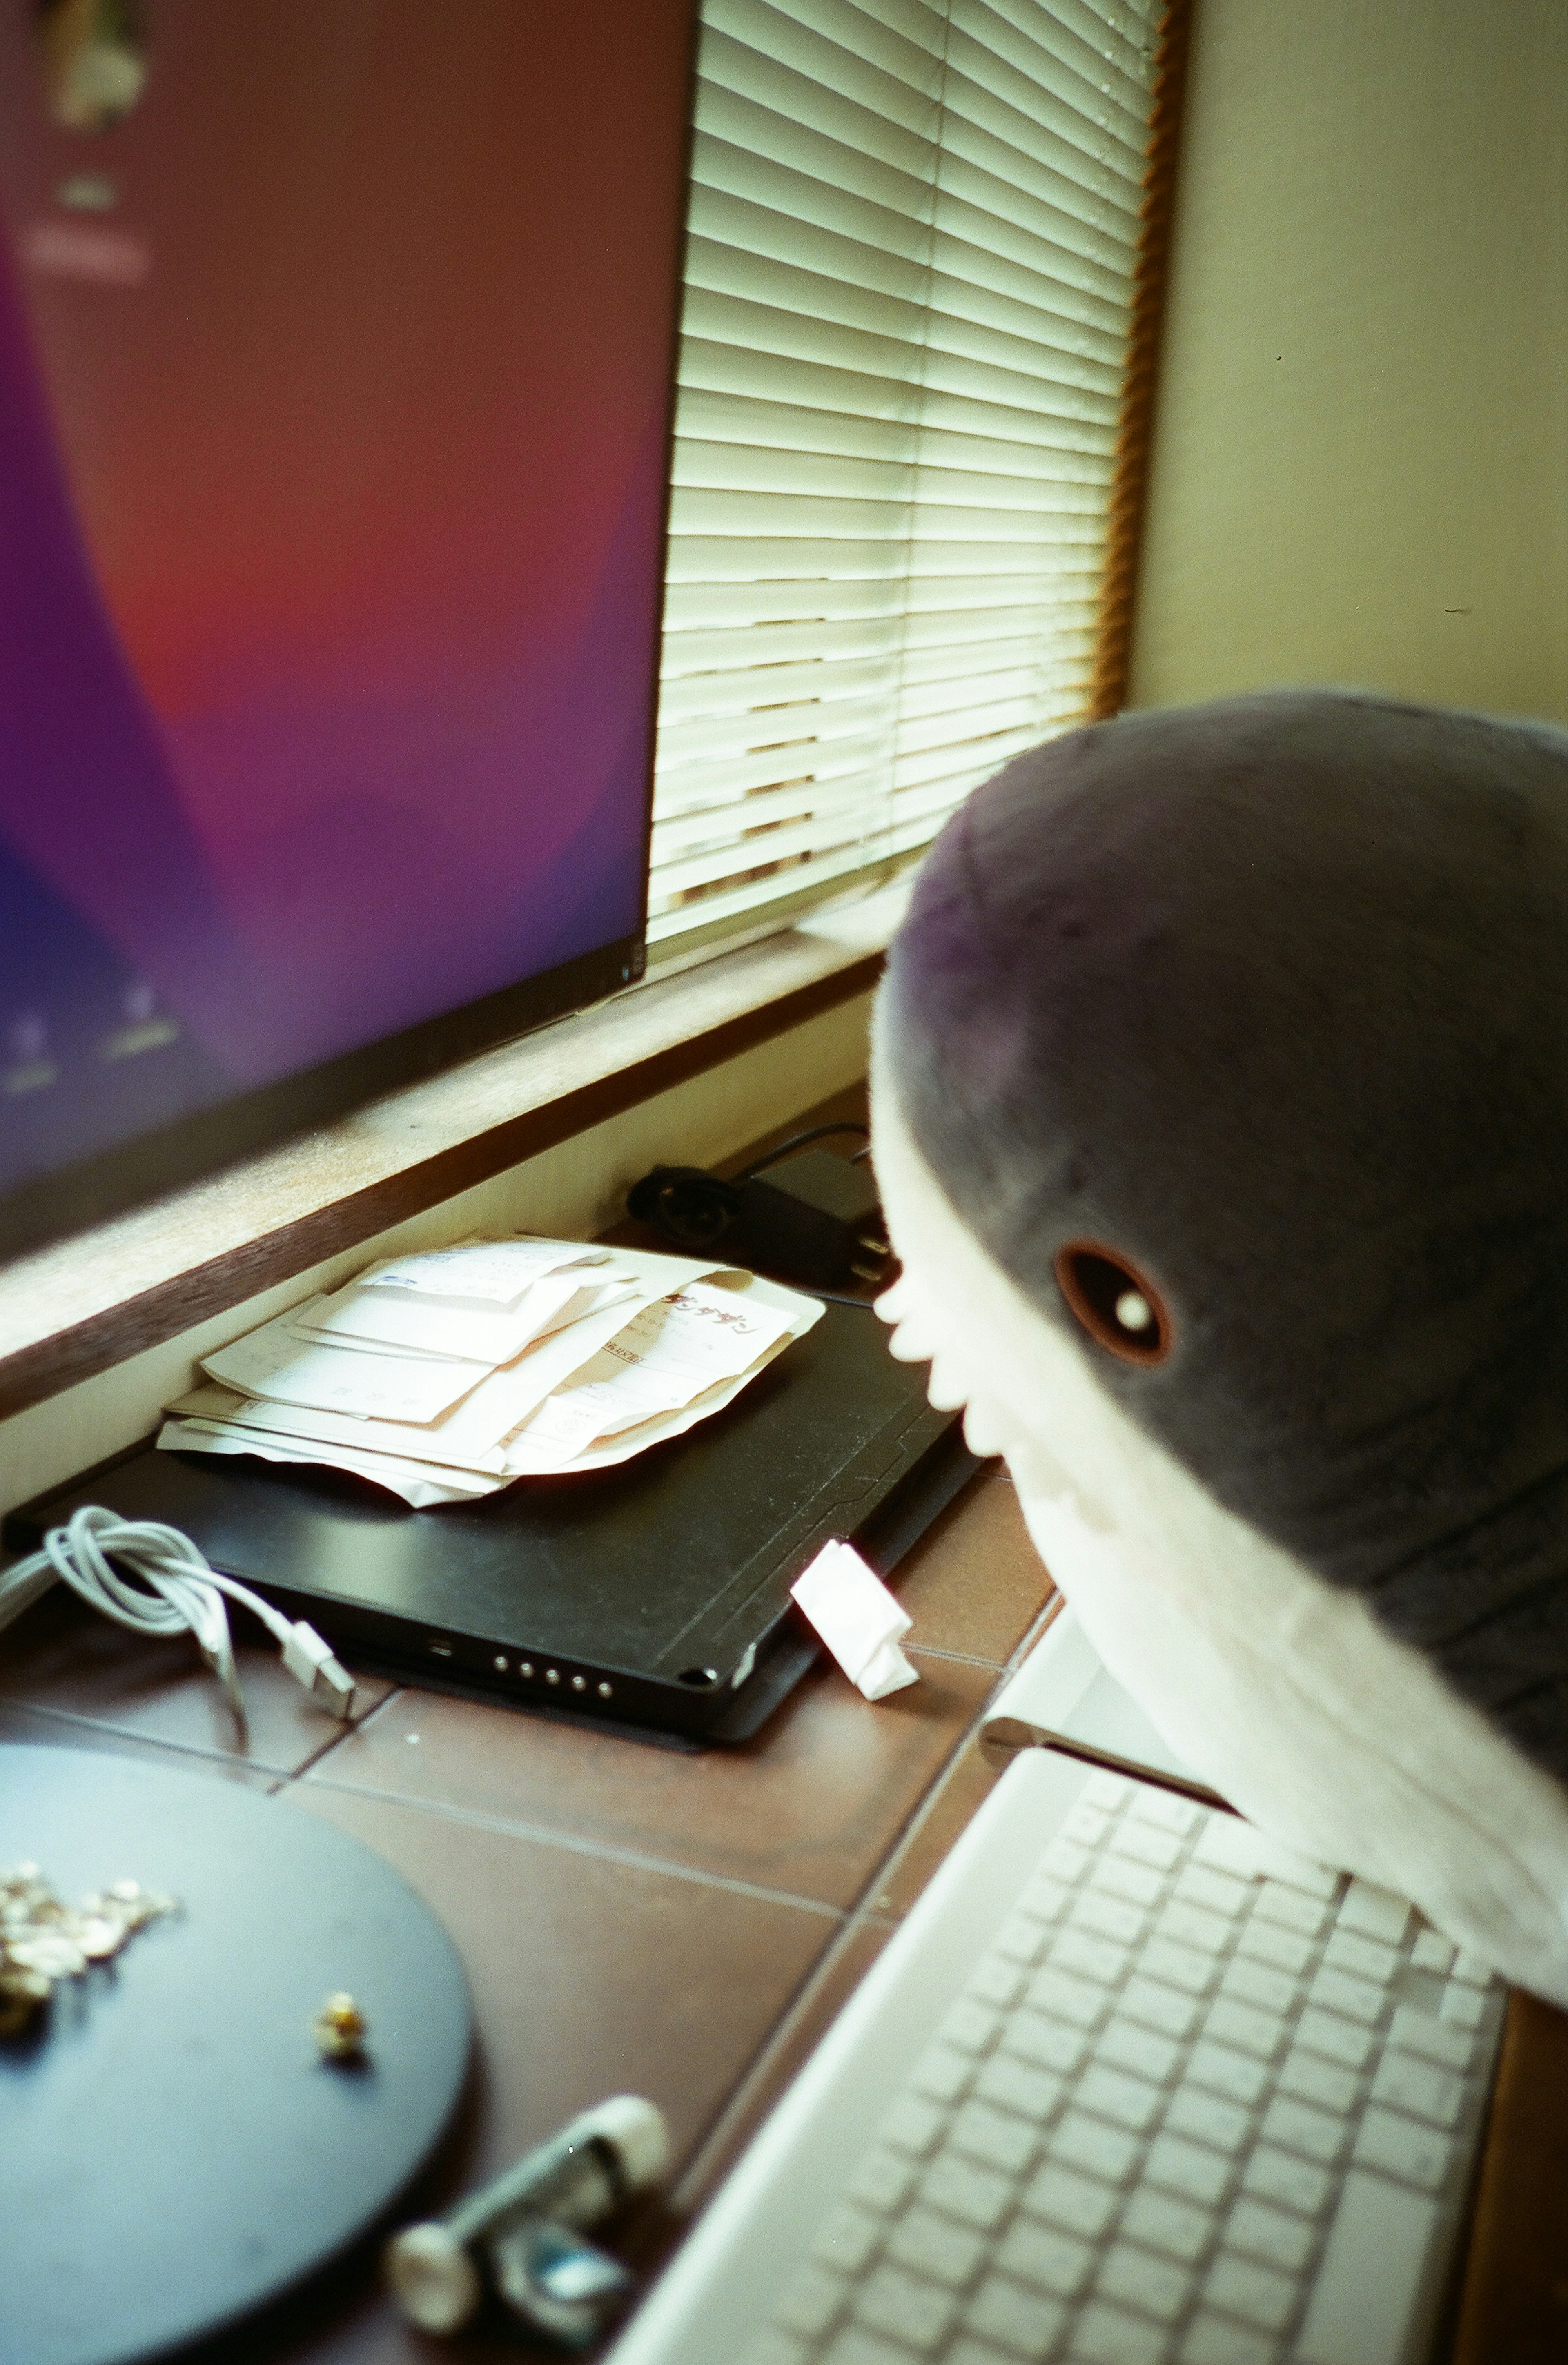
[{"left": 1129, "top": 0, "right": 1568, "bottom": 723}]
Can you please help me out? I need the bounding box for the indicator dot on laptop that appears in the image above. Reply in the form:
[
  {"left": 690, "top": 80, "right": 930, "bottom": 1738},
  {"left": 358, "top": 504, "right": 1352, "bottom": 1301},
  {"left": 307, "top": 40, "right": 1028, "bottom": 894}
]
[
  {"left": 520, "top": 1663, "right": 534, "bottom": 1679},
  {"left": 571, "top": 1675, "right": 587, "bottom": 1692},
  {"left": 1116, "top": 1291, "right": 1152, "bottom": 1332},
  {"left": 493, "top": 1656, "right": 508, "bottom": 1673},
  {"left": 598, "top": 1683, "right": 613, "bottom": 1699},
  {"left": 545, "top": 1669, "right": 561, "bottom": 1686}
]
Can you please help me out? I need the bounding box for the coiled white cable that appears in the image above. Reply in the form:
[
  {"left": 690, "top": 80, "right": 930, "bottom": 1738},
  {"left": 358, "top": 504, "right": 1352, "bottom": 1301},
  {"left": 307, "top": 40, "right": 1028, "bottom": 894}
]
[{"left": 0, "top": 1504, "right": 356, "bottom": 1725}]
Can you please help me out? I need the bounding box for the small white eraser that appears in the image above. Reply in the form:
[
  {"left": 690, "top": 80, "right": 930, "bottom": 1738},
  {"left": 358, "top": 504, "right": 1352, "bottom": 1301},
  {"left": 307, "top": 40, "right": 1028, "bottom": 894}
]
[{"left": 791, "top": 1540, "right": 919, "bottom": 1701}]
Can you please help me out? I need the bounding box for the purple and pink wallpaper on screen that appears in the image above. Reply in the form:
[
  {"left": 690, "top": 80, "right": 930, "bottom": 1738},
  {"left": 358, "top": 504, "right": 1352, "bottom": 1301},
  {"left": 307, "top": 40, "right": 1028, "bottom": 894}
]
[{"left": 0, "top": 2, "right": 694, "bottom": 1198}]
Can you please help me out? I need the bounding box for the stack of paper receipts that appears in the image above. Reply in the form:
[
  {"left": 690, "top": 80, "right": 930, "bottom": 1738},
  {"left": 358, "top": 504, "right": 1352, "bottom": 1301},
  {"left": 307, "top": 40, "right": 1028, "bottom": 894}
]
[{"left": 158, "top": 1237, "right": 823, "bottom": 1508}]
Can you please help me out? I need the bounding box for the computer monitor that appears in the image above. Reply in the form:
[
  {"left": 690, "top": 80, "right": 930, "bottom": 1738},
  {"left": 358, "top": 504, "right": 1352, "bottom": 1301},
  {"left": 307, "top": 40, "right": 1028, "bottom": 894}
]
[{"left": 0, "top": 0, "right": 698, "bottom": 1258}]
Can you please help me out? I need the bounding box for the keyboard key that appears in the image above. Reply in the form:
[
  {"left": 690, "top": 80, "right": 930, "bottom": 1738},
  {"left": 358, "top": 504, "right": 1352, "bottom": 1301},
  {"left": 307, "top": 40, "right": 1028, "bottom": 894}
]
[
  {"left": 1201, "top": 2251, "right": 1297, "bottom": 2332},
  {"left": 963, "top": 2274, "right": 1064, "bottom": 2360},
  {"left": 1019, "top": 1874, "right": 1071, "bottom": 1925},
  {"left": 853, "top": 2263, "right": 959, "bottom": 2352},
  {"left": 1110, "top": 1822, "right": 1183, "bottom": 1873},
  {"left": 1098, "top": 2017, "right": 1181, "bottom": 2086},
  {"left": 1388, "top": 2005, "right": 1475, "bottom": 2071},
  {"left": 995, "top": 2217, "right": 1094, "bottom": 2298},
  {"left": 1260, "top": 2094, "right": 1347, "bottom": 2165},
  {"left": 1294, "top": 2008, "right": 1376, "bottom": 2070},
  {"left": 822, "top": 2330, "right": 916, "bottom": 2365},
  {"left": 1179, "top": 2315, "right": 1274, "bottom": 2365},
  {"left": 1337, "top": 1879, "right": 1411, "bottom": 1946},
  {"left": 996, "top": 1913, "right": 1054, "bottom": 1969},
  {"left": 1078, "top": 2064, "right": 1163, "bottom": 2133},
  {"left": 1121, "top": 1977, "right": 1203, "bottom": 2040},
  {"left": 922, "top": 2153, "right": 1014, "bottom": 2231},
  {"left": 1063, "top": 1804, "right": 1113, "bottom": 1848},
  {"left": 1294, "top": 2169, "right": 1441, "bottom": 2365},
  {"left": 941, "top": 1998, "right": 1002, "bottom": 2054},
  {"left": 885, "top": 2208, "right": 989, "bottom": 2289},
  {"left": 1352, "top": 2107, "right": 1453, "bottom": 2191},
  {"left": 1001, "top": 2012, "right": 1088, "bottom": 2078},
  {"left": 1189, "top": 1819, "right": 1271, "bottom": 1883},
  {"left": 1410, "top": 1929, "right": 1455, "bottom": 1975},
  {"left": 1204, "top": 1997, "right": 1286, "bottom": 2061},
  {"left": 1049, "top": 2109, "right": 1140, "bottom": 2185},
  {"left": 1307, "top": 1966, "right": 1384, "bottom": 2026},
  {"left": 744, "top": 2333, "right": 809, "bottom": 2365},
  {"left": 975, "top": 2056, "right": 1064, "bottom": 2126},
  {"left": 1051, "top": 1928, "right": 1131, "bottom": 1987},
  {"left": 1369, "top": 2051, "right": 1464, "bottom": 2129},
  {"left": 1026, "top": 1969, "right": 1110, "bottom": 2031},
  {"left": 1022, "top": 2162, "right": 1121, "bottom": 2241},
  {"left": 1276, "top": 2047, "right": 1358, "bottom": 2116},
  {"left": 1130, "top": 1788, "right": 1200, "bottom": 1835},
  {"left": 1441, "top": 1983, "right": 1487, "bottom": 2031},
  {"left": 1146, "top": 2132, "right": 1233, "bottom": 2207},
  {"left": 969, "top": 1958, "right": 1025, "bottom": 2011},
  {"left": 1220, "top": 1955, "right": 1297, "bottom": 2014},
  {"left": 1160, "top": 1900, "right": 1231, "bottom": 1957},
  {"left": 850, "top": 2150, "right": 917, "bottom": 2214},
  {"left": 1120, "top": 2186, "right": 1213, "bottom": 2263},
  {"left": 1072, "top": 2298, "right": 1167, "bottom": 2365},
  {"left": 813, "top": 2203, "right": 881, "bottom": 2274},
  {"left": 1250, "top": 1880, "right": 1329, "bottom": 1937},
  {"left": 1321, "top": 1928, "right": 1398, "bottom": 1984},
  {"left": 914, "top": 2042, "right": 974, "bottom": 2103},
  {"left": 1090, "top": 1855, "right": 1165, "bottom": 1909},
  {"left": 1072, "top": 1890, "right": 1149, "bottom": 1946},
  {"left": 1241, "top": 2144, "right": 1330, "bottom": 2216},
  {"left": 882, "top": 2092, "right": 946, "bottom": 2158},
  {"left": 1165, "top": 2084, "right": 1250, "bottom": 2154},
  {"left": 1085, "top": 1771, "right": 1133, "bottom": 1810},
  {"left": 776, "top": 2263, "right": 850, "bottom": 2338},
  {"left": 1042, "top": 1838, "right": 1091, "bottom": 1886},
  {"left": 1176, "top": 1866, "right": 1250, "bottom": 1920},
  {"left": 1249, "top": 1840, "right": 1340, "bottom": 1902},
  {"left": 1144, "top": 1937, "right": 1218, "bottom": 1996},
  {"left": 1235, "top": 1917, "right": 1314, "bottom": 1976},
  {"left": 953, "top": 2098, "right": 1042, "bottom": 2174},
  {"left": 1096, "top": 2238, "right": 1192, "bottom": 2321},
  {"left": 1186, "top": 2041, "right": 1269, "bottom": 2107},
  {"left": 1224, "top": 2195, "right": 1315, "bottom": 2273}
]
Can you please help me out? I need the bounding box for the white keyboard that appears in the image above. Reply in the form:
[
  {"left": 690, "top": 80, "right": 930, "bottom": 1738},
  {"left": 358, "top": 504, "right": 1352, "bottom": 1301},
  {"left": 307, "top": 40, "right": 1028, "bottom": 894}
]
[{"left": 608, "top": 1749, "right": 1506, "bottom": 2365}]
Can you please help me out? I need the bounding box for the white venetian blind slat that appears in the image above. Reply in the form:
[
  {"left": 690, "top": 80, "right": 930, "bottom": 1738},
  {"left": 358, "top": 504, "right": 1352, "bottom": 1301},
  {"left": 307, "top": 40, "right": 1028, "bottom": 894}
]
[{"left": 647, "top": 0, "right": 1161, "bottom": 945}]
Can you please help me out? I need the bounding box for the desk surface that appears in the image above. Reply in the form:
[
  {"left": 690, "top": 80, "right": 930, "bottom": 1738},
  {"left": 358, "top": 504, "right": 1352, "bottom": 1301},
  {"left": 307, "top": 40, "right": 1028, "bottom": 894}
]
[{"left": 2, "top": 1099, "right": 1564, "bottom": 2364}]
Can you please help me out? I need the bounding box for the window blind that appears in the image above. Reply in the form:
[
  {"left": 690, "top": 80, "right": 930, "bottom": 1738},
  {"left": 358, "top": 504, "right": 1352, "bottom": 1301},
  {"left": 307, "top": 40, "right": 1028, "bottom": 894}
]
[{"left": 647, "top": 0, "right": 1163, "bottom": 948}]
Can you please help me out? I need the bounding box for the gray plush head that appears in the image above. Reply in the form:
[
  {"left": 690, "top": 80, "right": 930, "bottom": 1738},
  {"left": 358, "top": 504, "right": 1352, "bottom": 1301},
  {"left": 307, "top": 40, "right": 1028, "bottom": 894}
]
[{"left": 881, "top": 689, "right": 1568, "bottom": 1781}]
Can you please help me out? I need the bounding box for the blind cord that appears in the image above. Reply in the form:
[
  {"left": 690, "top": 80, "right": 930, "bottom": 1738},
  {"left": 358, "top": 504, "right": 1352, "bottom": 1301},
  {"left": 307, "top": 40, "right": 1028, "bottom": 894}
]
[{"left": 0, "top": 1504, "right": 356, "bottom": 1727}]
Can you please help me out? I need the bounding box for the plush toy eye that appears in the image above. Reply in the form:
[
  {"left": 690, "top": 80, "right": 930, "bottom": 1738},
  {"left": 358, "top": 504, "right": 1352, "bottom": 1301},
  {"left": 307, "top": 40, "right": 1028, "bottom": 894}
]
[{"left": 1054, "top": 1241, "right": 1174, "bottom": 1366}]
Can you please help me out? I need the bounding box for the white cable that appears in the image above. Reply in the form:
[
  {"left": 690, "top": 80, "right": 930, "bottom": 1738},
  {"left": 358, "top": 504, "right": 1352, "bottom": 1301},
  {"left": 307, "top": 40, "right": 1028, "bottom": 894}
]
[{"left": 0, "top": 1504, "right": 356, "bottom": 1725}]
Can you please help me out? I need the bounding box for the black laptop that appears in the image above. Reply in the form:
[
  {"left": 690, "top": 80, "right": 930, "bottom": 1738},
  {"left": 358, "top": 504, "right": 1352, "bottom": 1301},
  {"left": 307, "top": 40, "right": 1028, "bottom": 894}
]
[{"left": 5, "top": 1301, "right": 975, "bottom": 1744}]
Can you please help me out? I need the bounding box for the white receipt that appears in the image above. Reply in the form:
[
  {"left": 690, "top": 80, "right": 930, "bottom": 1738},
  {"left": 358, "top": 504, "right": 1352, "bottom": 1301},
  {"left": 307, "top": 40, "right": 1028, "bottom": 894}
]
[
  {"left": 294, "top": 1269, "right": 633, "bottom": 1367},
  {"left": 518, "top": 1281, "right": 797, "bottom": 1458},
  {"left": 791, "top": 1539, "right": 919, "bottom": 1701},
  {"left": 359, "top": 1237, "right": 608, "bottom": 1309},
  {"left": 202, "top": 1301, "right": 489, "bottom": 1425}
]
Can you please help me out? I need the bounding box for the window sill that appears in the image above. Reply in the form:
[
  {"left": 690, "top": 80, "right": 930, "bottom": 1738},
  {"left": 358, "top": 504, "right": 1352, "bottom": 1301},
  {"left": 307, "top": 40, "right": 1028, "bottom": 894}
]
[{"left": 0, "top": 925, "right": 886, "bottom": 1422}]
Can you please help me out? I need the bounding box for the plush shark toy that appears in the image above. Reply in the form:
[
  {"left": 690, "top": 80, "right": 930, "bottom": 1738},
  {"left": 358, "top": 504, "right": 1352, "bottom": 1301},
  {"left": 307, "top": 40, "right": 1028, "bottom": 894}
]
[{"left": 872, "top": 689, "right": 1568, "bottom": 2004}]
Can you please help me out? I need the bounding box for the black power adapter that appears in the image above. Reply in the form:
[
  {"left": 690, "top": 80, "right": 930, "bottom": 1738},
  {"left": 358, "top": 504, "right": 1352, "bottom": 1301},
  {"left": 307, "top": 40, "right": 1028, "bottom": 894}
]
[{"left": 627, "top": 1126, "right": 891, "bottom": 1293}]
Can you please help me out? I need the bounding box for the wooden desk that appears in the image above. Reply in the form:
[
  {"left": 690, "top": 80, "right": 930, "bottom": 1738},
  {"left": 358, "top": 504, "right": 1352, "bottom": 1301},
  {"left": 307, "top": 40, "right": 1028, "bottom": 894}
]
[{"left": 2, "top": 1105, "right": 1564, "bottom": 2362}]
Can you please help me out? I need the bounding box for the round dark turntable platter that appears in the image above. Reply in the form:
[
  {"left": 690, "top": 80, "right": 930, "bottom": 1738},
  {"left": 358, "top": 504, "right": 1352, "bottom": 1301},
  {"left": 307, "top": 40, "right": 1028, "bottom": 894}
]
[{"left": 1, "top": 1746, "right": 472, "bottom": 2365}]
